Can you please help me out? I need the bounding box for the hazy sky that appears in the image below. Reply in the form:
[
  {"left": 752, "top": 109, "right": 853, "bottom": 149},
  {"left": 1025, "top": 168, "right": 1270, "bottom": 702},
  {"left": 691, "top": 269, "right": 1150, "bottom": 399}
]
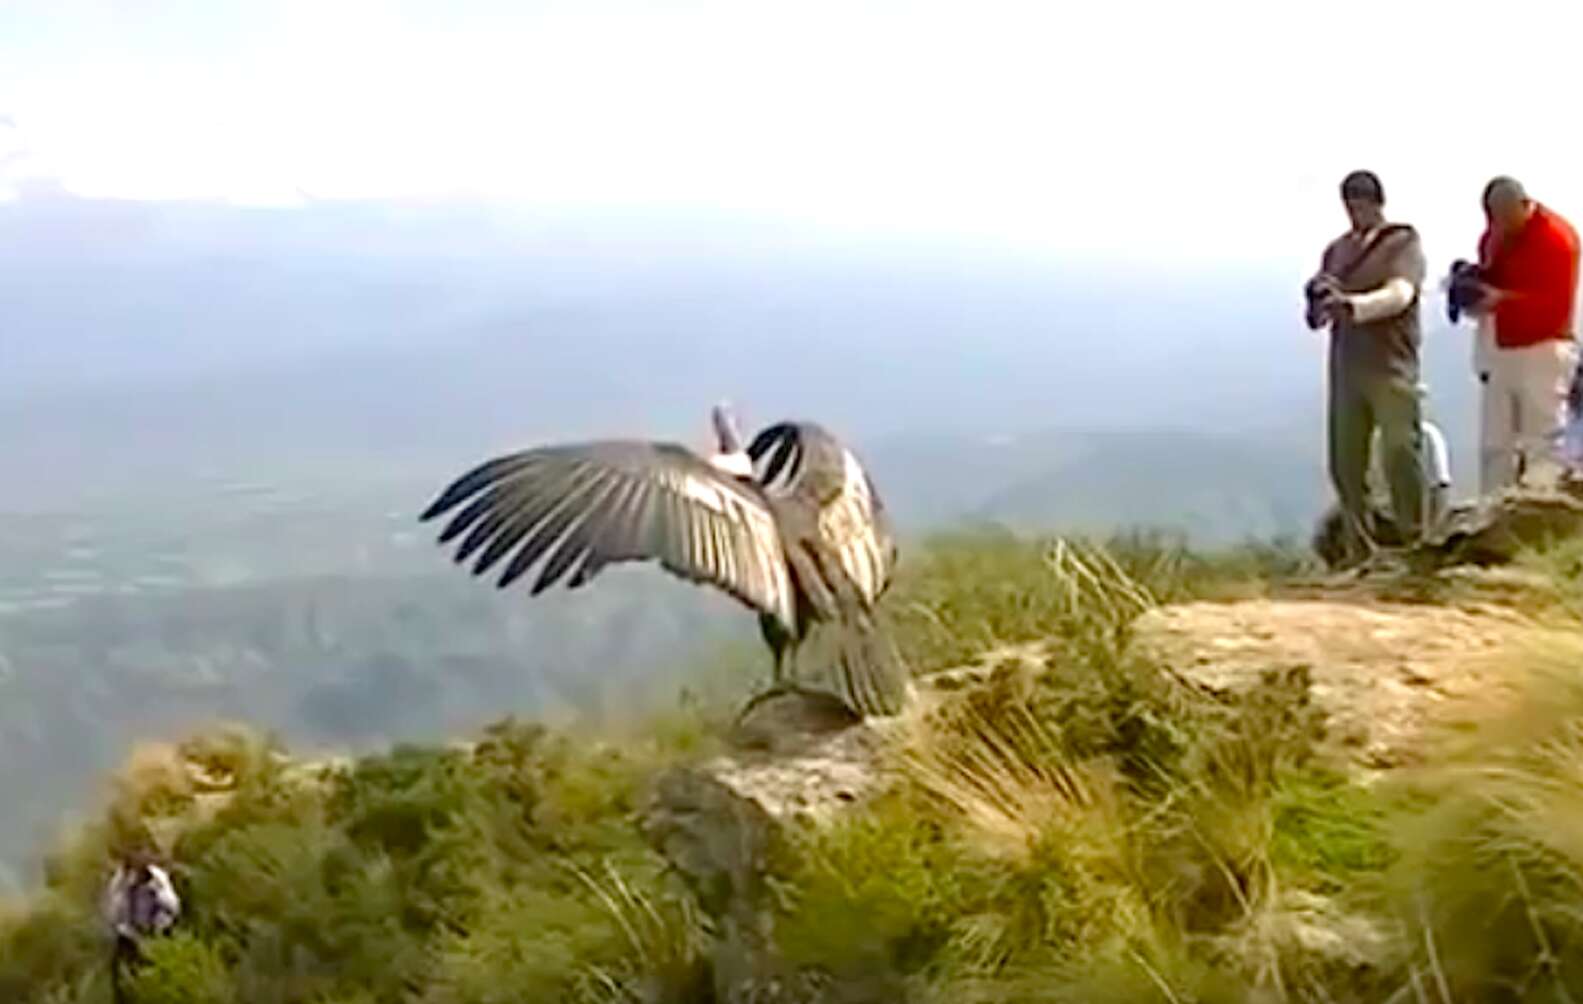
[{"left": 2, "top": 0, "right": 1581, "bottom": 274}]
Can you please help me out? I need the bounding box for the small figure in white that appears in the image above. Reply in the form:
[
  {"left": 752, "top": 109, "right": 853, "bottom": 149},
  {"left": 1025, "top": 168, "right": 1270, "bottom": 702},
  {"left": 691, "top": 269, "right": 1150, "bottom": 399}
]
[
  {"left": 101, "top": 851, "right": 181, "bottom": 1003},
  {"left": 1365, "top": 411, "right": 1453, "bottom": 532},
  {"left": 1313, "top": 389, "right": 1457, "bottom": 568}
]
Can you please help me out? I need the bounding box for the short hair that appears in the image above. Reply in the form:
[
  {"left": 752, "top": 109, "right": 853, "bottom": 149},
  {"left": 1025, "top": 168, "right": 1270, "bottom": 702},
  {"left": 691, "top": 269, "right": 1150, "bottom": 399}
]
[
  {"left": 1483, "top": 176, "right": 1528, "bottom": 208},
  {"left": 1340, "top": 170, "right": 1385, "bottom": 205}
]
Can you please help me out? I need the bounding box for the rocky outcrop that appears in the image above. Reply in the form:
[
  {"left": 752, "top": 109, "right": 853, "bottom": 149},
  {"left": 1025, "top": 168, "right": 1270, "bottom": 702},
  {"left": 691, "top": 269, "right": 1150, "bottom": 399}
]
[
  {"left": 637, "top": 688, "right": 910, "bottom": 1003},
  {"left": 1133, "top": 596, "right": 1576, "bottom": 770},
  {"left": 1312, "top": 487, "right": 1583, "bottom": 571},
  {"left": 1429, "top": 487, "right": 1583, "bottom": 566},
  {"left": 637, "top": 554, "right": 1583, "bottom": 997}
]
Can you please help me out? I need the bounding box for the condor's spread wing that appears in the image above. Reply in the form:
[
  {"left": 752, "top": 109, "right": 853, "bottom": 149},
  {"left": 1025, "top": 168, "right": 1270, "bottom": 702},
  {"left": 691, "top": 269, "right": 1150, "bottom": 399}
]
[
  {"left": 747, "top": 421, "right": 895, "bottom": 606},
  {"left": 420, "top": 440, "right": 796, "bottom": 628}
]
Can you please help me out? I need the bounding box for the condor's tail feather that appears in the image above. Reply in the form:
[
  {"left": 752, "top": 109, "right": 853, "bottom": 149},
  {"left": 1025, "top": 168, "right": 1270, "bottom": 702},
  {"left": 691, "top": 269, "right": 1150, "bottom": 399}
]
[{"left": 824, "top": 615, "right": 910, "bottom": 718}]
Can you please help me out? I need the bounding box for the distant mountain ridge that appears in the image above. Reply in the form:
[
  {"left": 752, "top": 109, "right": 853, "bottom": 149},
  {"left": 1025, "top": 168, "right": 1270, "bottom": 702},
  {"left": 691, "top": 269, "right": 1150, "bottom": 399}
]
[{"left": 866, "top": 426, "right": 1327, "bottom": 545}]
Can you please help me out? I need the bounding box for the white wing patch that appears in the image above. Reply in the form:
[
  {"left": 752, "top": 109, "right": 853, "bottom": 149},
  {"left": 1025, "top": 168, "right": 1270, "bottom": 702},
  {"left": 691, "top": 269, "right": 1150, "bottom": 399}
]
[
  {"left": 675, "top": 470, "right": 734, "bottom": 514},
  {"left": 841, "top": 448, "right": 873, "bottom": 512},
  {"left": 425, "top": 441, "right": 801, "bottom": 632},
  {"left": 817, "top": 448, "right": 886, "bottom": 604},
  {"left": 707, "top": 450, "right": 754, "bottom": 479},
  {"left": 670, "top": 466, "right": 795, "bottom": 627},
  {"left": 739, "top": 493, "right": 795, "bottom": 627}
]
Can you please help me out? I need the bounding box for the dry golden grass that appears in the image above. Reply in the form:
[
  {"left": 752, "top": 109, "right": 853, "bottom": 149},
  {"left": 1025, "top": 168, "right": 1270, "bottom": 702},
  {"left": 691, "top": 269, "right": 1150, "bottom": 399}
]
[{"left": 902, "top": 694, "right": 1122, "bottom": 863}]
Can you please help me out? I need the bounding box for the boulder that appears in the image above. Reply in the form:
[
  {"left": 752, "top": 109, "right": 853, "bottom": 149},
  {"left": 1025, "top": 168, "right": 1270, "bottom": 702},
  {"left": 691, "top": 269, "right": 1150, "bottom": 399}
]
[
  {"left": 638, "top": 687, "right": 906, "bottom": 1003},
  {"left": 1312, "top": 487, "right": 1583, "bottom": 571},
  {"left": 1429, "top": 488, "right": 1583, "bottom": 566}
]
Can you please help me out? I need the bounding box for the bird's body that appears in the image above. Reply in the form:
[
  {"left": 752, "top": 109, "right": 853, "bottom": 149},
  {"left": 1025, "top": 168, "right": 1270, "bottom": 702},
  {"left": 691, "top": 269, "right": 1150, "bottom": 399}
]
[{"left": 419, "top": 406, "right": 906, "bottom": 716}]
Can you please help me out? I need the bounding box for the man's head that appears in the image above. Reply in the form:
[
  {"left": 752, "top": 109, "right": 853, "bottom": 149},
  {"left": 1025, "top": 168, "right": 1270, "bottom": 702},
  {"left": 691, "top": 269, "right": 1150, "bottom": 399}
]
[
  {"left": 1483, "top": 176, "right": 1533, "bottom": 234},
  {"left": 1340, "top": 170, "right": 1386, "bottom": 230}
]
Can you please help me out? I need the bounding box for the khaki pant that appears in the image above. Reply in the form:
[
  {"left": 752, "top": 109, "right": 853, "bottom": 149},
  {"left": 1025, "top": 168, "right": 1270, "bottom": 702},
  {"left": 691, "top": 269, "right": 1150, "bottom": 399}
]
[
  {"left": 1479, "top": 335, "right": 1578, "bottom": 494},
  {"left": 1328, "top": 351, "right": 1426, "bottom": 562}
]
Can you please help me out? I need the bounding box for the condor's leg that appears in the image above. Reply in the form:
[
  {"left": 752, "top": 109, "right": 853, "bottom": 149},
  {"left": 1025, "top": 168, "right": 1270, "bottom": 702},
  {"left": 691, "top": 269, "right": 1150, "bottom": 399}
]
[{"left": 759, "top": 613, "right": 795, "bottom": 688}]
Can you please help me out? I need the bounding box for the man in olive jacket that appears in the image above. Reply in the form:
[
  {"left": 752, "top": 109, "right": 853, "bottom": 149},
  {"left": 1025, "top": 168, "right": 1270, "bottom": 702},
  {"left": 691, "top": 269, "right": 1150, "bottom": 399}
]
[{"left": 1305, "top": 170, "right": 1429, "bottom": 565}]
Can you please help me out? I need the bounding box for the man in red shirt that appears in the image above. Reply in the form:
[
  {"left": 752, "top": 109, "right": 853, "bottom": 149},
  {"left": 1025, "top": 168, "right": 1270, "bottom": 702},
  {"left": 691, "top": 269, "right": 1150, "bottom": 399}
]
[{"left": 1466, "top": 177, "right": 1581, "bottom": 493}]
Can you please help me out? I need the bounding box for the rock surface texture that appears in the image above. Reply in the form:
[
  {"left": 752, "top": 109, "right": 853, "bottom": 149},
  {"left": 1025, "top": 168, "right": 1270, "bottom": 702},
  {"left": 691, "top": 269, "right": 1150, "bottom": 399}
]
[
  {"left": 639, "top": 688, "right": 910, "bottom": 1003},
  {"left": 1133, "top": 597, "right": 1559, "bottom": 769}
]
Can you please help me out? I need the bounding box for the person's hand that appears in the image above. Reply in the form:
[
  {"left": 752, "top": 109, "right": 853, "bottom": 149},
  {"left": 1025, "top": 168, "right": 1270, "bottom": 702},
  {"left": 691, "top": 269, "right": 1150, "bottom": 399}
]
[
  {"left": 1479, "top": 281, "right": 1512, "bottom": 303},
  {"left": 1447, "top": 262, "right": 1502, "bottom": 321},
  {"left": 1305, "top": 274, "right": 1341, "bottom": 329},
  {"left": 1307, "top": 274, "right": 1341, "bottom": 298},
  {"left": 1325, "top": 294, "right": 1356, "bottom": 326}
]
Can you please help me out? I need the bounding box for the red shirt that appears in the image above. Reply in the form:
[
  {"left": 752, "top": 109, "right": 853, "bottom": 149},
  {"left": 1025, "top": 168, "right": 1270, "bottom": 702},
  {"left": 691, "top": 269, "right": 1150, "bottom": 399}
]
[{"left": 1478, "top": 203, "right": 1581, "bottom": 348}]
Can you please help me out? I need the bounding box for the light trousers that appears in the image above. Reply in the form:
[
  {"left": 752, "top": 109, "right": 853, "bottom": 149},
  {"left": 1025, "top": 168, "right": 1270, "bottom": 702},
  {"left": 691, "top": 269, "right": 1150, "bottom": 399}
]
[{"left": 1478, "top": 331, "right": 1579, "bottom": 494}]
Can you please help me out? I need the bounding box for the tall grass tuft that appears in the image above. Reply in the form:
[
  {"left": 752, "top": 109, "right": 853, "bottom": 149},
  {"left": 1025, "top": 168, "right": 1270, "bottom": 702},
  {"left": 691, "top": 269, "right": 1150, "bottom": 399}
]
[
  {"left": 570, "top": 859, "right": 714, "bottom": 1003},
  {"left": 1378, "top": 634, "right": 1583, "bottom": 1001}
]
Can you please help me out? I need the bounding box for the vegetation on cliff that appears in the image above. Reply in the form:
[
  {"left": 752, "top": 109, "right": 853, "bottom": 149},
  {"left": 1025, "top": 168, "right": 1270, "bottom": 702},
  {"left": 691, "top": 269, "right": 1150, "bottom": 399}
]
[{"left": 6, "top": 526, "right": 1583, "bottom": 1002}]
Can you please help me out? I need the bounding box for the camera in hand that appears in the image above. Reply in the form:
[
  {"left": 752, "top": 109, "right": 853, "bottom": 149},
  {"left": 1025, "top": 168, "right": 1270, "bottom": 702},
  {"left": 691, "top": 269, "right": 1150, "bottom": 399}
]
[
  {"left": 1305, "top": 274, "right": 1344, "bottom": 322},
  {"left": 1446, "top": 259, "right": 1488, "bottom": 323}
]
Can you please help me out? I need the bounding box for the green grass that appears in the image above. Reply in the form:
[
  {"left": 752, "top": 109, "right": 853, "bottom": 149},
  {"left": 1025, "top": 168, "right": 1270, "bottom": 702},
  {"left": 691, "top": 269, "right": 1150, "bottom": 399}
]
[{"left": 7, "top": 526, "right": 1583, "bottom": 1002}]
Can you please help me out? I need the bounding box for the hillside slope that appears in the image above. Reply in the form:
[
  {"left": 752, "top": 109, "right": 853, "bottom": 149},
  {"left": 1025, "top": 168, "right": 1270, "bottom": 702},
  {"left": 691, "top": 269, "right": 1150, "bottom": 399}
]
[{"left": 7, "top": 529, "right": 1583, "bottom": 1002}]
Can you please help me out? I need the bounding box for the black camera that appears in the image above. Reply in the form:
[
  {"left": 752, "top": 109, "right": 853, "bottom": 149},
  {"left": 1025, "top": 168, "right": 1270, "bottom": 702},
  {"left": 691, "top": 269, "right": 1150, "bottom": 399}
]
[
  {"left": 1446, "top": 259, "right": 1487, "bottom": 323},
  {"left": 1305, "top": 273, "right": 1343, "bottom": 322}
]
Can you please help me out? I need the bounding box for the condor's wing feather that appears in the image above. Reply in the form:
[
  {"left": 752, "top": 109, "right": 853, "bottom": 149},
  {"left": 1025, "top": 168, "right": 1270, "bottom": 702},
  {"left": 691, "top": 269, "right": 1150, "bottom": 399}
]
[
  {"left": 747, "top": 421, "right": 896, "bottom": 606},
  {"left": 419, "top": 441, "right": 796, "bottom": 628}
]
